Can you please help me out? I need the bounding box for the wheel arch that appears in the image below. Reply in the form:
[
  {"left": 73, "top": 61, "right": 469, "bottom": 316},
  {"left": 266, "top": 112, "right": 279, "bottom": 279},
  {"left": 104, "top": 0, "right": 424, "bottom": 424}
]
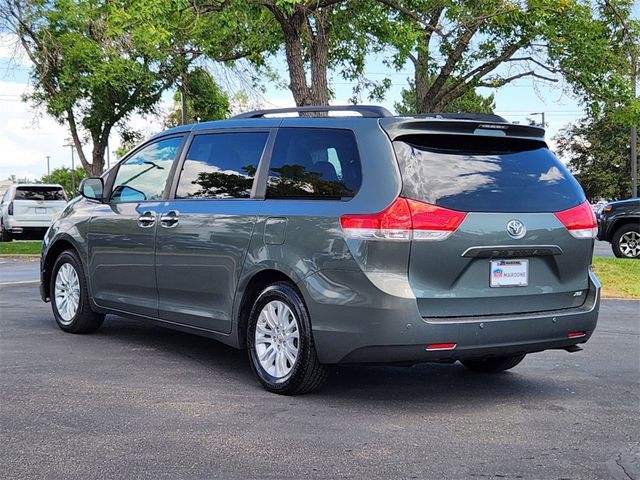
[
  {"left": 609, "top": 217, "right": 640, "bottom": 240},
  {"left": 235, "top": 269, "right": 298, "bottom": 349},
  {"left": 42, "top": 236, "right": 83, "bottom": 301}
]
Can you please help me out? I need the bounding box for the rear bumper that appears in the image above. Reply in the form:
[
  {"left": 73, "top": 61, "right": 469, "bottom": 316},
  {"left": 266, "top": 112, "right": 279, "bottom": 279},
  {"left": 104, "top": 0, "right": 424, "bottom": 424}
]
[
  {"left": 300, "top": 269, "right": 600, "bottom": 364},
  {"left": 5, "top": 217, "right": 53, "bottom": 230}
]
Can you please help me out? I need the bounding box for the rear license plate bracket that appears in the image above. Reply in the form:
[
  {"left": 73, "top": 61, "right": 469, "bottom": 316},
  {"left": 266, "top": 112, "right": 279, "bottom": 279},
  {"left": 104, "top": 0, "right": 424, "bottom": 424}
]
[{"left": 490, "top": 259, "right": 528, "bottom": 287}]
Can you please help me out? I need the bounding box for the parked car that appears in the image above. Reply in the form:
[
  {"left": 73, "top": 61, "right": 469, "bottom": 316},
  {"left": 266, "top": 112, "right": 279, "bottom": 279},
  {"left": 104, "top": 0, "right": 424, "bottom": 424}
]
[
  {"left": 597, "top": 198, "right": 640, "bottom": 258},
  {"left": 1, "top": 184, "right": 68, "bottom": 242},
  {"left": 39, "top": 105, "right": 600, "bottom": 395}
]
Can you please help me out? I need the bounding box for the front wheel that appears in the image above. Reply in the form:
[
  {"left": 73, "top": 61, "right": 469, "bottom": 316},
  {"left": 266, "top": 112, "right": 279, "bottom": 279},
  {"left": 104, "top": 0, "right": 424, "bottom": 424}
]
[
  {"left": 247, "top": 282, "right": 329, "bottom": 395},
  {"left": 50, "top": 250, "right": 105, "bottom": 333},
  {"left": 611, "top": 224, "right": 640, "bottom": 259},
  {"left": 460, "top": 354, "right": 526, "bottom": 373}
]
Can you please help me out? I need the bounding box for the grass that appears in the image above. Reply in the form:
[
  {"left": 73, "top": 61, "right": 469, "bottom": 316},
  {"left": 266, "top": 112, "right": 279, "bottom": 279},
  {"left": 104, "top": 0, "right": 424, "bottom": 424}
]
[
  {"left": 0, "top": 241, "right": 42, "bottom": 255},
  {"left": 592, "top": 257, "right": 640, "bottom": 299}
]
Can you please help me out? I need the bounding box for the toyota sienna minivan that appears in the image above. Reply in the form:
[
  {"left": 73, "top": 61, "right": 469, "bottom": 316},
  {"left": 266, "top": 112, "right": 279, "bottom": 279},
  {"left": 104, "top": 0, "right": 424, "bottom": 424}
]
[{"left": 40, "top": 106, "right": 600, "bottom": 394}]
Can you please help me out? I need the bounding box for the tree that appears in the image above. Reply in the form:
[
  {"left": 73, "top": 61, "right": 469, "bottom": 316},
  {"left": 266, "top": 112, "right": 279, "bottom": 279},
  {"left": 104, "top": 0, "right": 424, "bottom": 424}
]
[
  {"left": 1, "top": 0, "right": 190, "bottom": 176},
  {"left": 395, "top": 78, "right": 494, "bottom": 115},
  {"left": 554, "top": 112, "right": 632, "bottom": 201},
  {"left": 41, "top": 167, "right": 86, "bottom": 198},
  {"left": 247, "top": 0, "right": 374, "bottom": 107},
  {"left": 366, "top": 0, "right": 637, "bottom": 114},
  {"left": 165, "top": 67, "right": 230, "bottom": 127}
]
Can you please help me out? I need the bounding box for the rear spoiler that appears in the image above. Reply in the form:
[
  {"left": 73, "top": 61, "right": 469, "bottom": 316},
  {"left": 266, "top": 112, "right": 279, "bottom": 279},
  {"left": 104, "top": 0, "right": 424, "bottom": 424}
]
[{"left": 379, "top": 117, "right": 545, "bottom": 142}]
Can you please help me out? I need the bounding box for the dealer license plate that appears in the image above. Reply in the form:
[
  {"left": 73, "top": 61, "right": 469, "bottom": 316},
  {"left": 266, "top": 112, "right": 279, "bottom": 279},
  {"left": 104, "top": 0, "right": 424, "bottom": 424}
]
[{"left": 490, "top": 259, "right": 528, "bottom": 287}]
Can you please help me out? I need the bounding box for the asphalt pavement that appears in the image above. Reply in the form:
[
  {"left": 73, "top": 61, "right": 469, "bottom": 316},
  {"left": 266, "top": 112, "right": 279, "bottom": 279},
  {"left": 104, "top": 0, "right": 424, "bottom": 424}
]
[
  {"left": 0, "top": 256, "right": 40, "bottom": 284},
  {"left": 0, "top": 282, "right": 638, "bottom": 480}
]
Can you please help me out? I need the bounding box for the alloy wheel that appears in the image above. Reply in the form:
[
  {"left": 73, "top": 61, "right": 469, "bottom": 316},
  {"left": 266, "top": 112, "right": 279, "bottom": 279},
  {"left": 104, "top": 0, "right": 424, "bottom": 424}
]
[
  {"left": 254, "top": 300, "right": 300, "bottom": 378},
  {"left": 619, "top": 231, "right": 640, "bottom": 258},
  {"left": 54, "top": 263, "right": 80, "bottom": 324}
]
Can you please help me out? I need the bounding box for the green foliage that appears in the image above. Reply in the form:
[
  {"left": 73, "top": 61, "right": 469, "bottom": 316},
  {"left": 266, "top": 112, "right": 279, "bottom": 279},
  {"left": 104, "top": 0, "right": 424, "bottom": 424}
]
[
  {"left": 395, "top": 79, "right": 495, "bottom": 115},
  {"left": 554, "top": 111, "right": 633, "bottom": 201},
  {"left": 3, "top": 0, "right": 204, "bottom": 175},
  {"left": 41, "top": 167, "right": 86, "bottom": 198},
  {"left": 165, "top": 68, "right": 230, "bottom": 127},
  {"left": 360, "top": 0, "right": 639, "bottom": 115}
]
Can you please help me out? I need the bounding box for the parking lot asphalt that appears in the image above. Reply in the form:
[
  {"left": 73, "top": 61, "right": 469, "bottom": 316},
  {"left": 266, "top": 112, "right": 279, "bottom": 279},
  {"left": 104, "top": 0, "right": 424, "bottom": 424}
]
[
  {"left": 0, "top": 257, "right": 40, "bottom": 284},
  {"left": 1, "top": 283, "right": 638, "bottom": 480}
]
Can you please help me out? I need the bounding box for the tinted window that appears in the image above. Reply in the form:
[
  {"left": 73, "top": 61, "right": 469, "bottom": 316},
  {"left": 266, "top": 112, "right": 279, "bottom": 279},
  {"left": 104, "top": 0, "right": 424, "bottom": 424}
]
[
  {"left": 394, "top": 136, "right": 585, "bottom": 212},
  {"left": 266, "top": 128, "right": 361, "bottom": 199},
  {"left": 15, "top": 186, "right": 66, "bottom": 201},
  {"left": 111, "top": 136, "right": 183, "bottom": 202},
  {"left": 176, "top": 132, "right": 268, "bottom": 199}
]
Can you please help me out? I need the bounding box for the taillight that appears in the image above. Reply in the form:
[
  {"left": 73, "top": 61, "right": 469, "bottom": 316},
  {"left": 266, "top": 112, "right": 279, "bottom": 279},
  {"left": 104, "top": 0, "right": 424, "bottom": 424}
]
[
  {"left": 7, "top": 201, "right": 13, "bottom": 216},
  {"left": 554, "top": 201, "right": 598, "bottom": 239},
  {"left": 340, "top": 197, "right": 467, "bottom": 241}
]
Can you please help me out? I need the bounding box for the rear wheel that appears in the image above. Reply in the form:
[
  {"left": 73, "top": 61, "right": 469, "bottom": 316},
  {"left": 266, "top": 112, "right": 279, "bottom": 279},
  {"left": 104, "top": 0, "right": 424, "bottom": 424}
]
[
  {"left": 611, "top": 224, "right": 640, "bottom": 259},
  {"left": 0, "top": 222, "right": 12, "bottom": 242},
  {"left": 460, "top": 354, "right": 526, "bottom": 373},
  {"left": 247, "top": 282, "right": 329, "bottom": 395},
  {"left": 50, "top": 250, "right": 105, "bottom": 333}
]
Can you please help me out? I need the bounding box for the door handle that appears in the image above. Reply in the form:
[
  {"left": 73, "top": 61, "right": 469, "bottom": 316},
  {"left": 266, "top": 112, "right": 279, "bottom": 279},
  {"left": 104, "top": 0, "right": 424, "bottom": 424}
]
[
  {"left": 137, "top": 211, "right": 156, "bottom": 228},
  {"left": 159, "top": 210, "right": 179, "bottom": 228}
]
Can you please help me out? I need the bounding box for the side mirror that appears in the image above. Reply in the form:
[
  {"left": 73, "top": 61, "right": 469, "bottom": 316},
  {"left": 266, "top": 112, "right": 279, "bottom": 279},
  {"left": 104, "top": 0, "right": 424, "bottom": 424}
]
[{"left": 80, "top": 177, "right": 104, "bottom": 202}]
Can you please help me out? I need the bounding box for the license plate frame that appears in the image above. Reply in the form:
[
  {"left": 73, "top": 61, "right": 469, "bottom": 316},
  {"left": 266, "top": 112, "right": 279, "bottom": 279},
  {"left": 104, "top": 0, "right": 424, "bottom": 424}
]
[{"left": 490, "top": 259, "right": 529, "bottom": 288}]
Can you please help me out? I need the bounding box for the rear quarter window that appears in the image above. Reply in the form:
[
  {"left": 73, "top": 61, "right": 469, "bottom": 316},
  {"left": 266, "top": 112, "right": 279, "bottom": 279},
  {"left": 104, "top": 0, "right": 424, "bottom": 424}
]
[
  {"left": 266, "top": 128, "right": 362, "bottom": 199},
  {"left": 394, "top": 135, "right": 586, "bottom": 213}
]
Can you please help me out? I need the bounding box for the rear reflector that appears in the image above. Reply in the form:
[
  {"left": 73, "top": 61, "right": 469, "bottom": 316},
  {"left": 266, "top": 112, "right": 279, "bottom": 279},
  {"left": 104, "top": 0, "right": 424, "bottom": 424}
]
[
  {"left": 567, "top": 331, "right": 586, "bottom": 339},
  {"left": 425, "top": 343, "right": 457, "bottom": 351},
  {"left": 340, "top": 197, "right": 467, "bottom": 241},
  {"left": 554, "top": 201, "right": 598, "bottom": 239}
]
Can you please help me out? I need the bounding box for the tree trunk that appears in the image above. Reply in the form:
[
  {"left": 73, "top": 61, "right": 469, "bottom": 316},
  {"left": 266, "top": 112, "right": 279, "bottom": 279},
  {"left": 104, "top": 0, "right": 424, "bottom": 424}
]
[
  {"left": 268, "top": 4, "right": 331, "bottom": 107},
  {"left": 309, "top": 10, "right": 330, "bottom": 106}
]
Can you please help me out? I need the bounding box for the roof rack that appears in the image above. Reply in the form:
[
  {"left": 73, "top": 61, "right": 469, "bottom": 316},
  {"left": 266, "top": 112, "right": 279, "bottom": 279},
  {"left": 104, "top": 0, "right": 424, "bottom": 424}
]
[
  {"left": 411, "top": 112, "right": 508, "bottom": 123},
  {"left": 231, "top": 105, "right": 393, "bottom": 119}
]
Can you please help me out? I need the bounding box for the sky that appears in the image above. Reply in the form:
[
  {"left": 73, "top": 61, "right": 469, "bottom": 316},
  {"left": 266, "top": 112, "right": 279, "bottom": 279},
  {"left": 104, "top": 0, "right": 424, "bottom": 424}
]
[{"left": 0, "top": 31, "right": 587, "bottom": 181}]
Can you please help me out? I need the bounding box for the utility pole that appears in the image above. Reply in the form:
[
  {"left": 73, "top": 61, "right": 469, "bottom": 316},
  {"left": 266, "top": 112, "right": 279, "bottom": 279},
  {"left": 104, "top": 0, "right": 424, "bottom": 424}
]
[
  {"left": 631, "top": 55, "right": 638, "bottom": 198},
  {"left": 530, "top": 112, "right": 545, "bottom": 129},
  {"left": 63, "top": 141, "right": 76, "bottom": 194},
  {"left": 106, "top": 139, "right": 110, "bottom": 170},
  {"left": 46, "top": 156, "right": 50, "bottom": 176}
]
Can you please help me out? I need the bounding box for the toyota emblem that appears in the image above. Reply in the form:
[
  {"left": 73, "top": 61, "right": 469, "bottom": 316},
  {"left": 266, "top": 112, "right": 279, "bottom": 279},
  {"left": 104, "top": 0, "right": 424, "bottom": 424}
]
[{"left": 506, "top": 219, "right": 526, "bottom": 239}]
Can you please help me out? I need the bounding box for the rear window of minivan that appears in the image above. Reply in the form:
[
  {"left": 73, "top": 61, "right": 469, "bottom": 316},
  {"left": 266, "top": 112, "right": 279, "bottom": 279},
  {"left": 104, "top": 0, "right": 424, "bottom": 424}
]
[
  {"left": 393, "top": 135, "right": 585, "bottom": 213},
  {"left": 15, "top": 186, "right": 67, "bottom": 201}
]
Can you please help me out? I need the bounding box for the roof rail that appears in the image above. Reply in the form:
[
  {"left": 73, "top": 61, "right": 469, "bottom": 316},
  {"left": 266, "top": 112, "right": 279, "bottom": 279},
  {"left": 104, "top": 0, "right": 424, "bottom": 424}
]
[
  {"left": 231, "top": 105, "right": 393, "bottom": 119},
  {"left": 410, "top": 112, "right": 508, "bottom": 123}
]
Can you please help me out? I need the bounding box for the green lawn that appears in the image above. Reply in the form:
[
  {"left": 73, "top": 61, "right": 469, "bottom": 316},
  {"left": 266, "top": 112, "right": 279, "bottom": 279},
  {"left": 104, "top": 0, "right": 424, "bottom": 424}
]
[
  {"left": 592, "top": 257, "right": 640, "bottom": 299},
  {"left": 0, "top": 241, "right": 42, "bottom": 255}
]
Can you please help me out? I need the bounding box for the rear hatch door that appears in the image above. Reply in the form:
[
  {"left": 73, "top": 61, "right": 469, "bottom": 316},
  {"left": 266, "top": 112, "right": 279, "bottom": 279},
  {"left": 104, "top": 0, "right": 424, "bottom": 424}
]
[{"left": 390, "top": 130, "right": 594, "bottom": 317}]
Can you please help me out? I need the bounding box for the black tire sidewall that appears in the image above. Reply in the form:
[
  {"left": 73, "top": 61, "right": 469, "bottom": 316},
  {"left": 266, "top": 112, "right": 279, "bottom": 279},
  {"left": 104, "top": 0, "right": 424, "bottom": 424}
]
[
  {"left": 247, "top": 283, "right": 314, "bottom": 393},
  {"left": 612, "top": 224, "right": 640, "bottom": 259},
  {"left": 50, "top": 250, "right": 97, "bottom": 333}
]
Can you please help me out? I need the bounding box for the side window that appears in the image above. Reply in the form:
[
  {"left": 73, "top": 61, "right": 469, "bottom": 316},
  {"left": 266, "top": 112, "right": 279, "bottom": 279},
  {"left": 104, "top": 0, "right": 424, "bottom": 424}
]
[
  {"left": 266, "top": 128, "right": 362, "bottom": 199},
  {"left": 175, "top": 132, "right": 268, "bottom": 199},
  {"left": 111, "top": 137, "right": 183, "bottom": 203}
]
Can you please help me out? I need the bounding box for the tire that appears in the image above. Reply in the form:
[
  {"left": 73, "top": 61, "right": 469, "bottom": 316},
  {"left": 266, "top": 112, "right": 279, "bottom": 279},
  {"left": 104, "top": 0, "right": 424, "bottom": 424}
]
[
  {"left": 611, "top": 223, "right": 640, "bottom": 259},
  {"left": 0, "top": 222, "right": 12, "bottom": 242},
  {"left": 50, "top": 249, "right": 105, "bottom": 333},
  {"left": 460, "top": 354, "right": 526, "bottom": 373},
  {"left": 247, "top": 282, "right": 329, "bottom": 395}
]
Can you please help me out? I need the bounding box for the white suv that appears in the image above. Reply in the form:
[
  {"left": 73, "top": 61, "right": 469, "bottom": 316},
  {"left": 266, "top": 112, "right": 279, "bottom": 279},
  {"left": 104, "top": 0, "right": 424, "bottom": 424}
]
[{"left": 0, "top": 184, "right": 67, "bottom": 241}]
